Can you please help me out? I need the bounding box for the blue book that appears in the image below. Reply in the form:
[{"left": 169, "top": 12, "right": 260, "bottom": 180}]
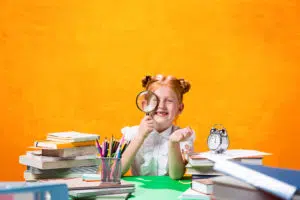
[{"left": 213, "top": 160, "right": 300, "bottom": 200}]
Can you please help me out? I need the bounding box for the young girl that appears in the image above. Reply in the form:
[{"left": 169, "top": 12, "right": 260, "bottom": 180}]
[{"left": 121, "top": 74, "right": 195, "bottom": 180}]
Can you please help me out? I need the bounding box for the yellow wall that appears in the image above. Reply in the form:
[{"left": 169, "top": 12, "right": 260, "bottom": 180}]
[{"left": 0, "top": 0, "right": 299, "bottom": 180}]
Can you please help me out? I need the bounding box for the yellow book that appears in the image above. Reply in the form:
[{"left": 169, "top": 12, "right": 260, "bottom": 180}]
[{"left": 34, "top": 140, "right": 95, "bottom": 149}]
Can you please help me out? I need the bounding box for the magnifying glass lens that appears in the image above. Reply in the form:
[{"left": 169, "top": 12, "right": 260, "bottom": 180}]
[{"left": 136, "top": 91, "right": 159, "bottom": 113}]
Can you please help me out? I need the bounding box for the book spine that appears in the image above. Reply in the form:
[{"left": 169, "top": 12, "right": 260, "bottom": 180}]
[{"left": 213, "top": 160, "right": 297, "bottom": 200}]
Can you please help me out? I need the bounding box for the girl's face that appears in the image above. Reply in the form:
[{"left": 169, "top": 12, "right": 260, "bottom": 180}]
[{"left": 152, "top": 86, "right": 182, "bottom": 131}]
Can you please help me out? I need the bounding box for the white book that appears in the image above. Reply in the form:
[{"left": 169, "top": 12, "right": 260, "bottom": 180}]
[
  {"left": 47, "top": 131, "right": 100, "bottom": 142},
  {"left": 19, "top": 154, "right": 100, "bottom": 169},
  {"left": 188, "top": 149, "right": 269, "bottom": 167},
  {"left": 69, "top": 187, "right": 135, "bottom": 198},
  {"left": 191, "top": 179, "right": 213, "bottom": 194},
  {"left": 39, "top": 178, "right": 134, "bottom": 190},
  {"left": 193, "top": 149, "right": 270, "bottom": 161},
  {"left": 24, "top": 170, "right": 84, "bottom": 181},
  {"left": 27, "top": 165, "right": 98, "bottom": 175},
  {"left": 179, "top": 188, "right": 210, "bottom": 200},
  {"left": 188, "top": 156, "right": 263, "bottom": 167},
  {"left": 26, "top": 152, "right": 97, "bottom": 161},
  {"left": 93, "top": 192, "right": 131, "bottom": 199},
  {"left": 42, "top": 146, "right": 98, "bottom": 158}
]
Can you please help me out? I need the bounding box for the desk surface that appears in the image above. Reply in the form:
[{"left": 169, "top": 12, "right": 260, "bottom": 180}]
[{"left": 123, "top": 176, "right": 191, "bottom": 200}]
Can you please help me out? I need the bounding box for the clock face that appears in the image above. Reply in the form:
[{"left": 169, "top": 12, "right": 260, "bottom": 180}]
[{"left": 208, "top": 133, "right": 221, "bottom": 150}]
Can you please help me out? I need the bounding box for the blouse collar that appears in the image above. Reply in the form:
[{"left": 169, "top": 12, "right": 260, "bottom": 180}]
[{"left": 153, "top": 125, "right": 173, "bottom": 138}]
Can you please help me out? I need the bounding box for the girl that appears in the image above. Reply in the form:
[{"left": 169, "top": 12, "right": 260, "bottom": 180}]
[{"left": 121, "top": 74, "right": 195, "bottom": 180}]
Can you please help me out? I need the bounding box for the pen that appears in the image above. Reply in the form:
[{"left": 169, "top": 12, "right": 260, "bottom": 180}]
[
  {"left": 96, "top": 139, "right": 103, "bottom": 157},
  {"left": 104, "top": 137, "right": 108, "bottom": 157},
  {"left": 108, "top": 135, "right": 113, "bottom": 157},
  {"left": 115, "top": 136, "right": 125, "bottom": 158}
]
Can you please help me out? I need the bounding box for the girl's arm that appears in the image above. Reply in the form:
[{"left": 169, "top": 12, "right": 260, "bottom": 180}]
[
  {"left": 121, "top": 116, "right": 154, "bottom": 175},
  {"left": 168, "top": 127, "right": 193, "bottom": 180},
  {"left": 168, "top": 141, "right": 186, "bottom": 179},
  {"left": 121, "top": 134, "right": 146, "bottom": 175}
]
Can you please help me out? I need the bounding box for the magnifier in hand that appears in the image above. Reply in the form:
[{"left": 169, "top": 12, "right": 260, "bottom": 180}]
[{"left": 136, "top": 90, "right": 159, "bottom": 115}]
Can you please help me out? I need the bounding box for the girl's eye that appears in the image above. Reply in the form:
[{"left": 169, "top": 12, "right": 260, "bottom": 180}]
[{"left": 167, "top": 99, "right": 174, "bottom": 103}]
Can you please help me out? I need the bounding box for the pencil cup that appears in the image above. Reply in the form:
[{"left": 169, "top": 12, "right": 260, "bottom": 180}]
[{"left": 99, "top": 157, "right": 121, "bottom": 184}]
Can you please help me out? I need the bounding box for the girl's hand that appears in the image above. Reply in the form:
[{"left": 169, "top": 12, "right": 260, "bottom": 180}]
[
  {"left": 169, "top": 126, "right": 193, "bottom": 143},
  {"left": 138, "top": 115, "right": 154, "bottom": 139}
]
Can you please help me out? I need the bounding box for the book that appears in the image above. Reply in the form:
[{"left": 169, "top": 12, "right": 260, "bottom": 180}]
[
  {"left": 34, "top": 140, "right": 95, "bottom": 149},
  {"left": 47, "top": 131, "right": 100, "bottom": 142},
  {"left": 24, "top": 166, "right": 99, "bottom": 181},
  {"left": 188, "top": 149, "right": 269, "bottom": 167},
  {"left": 39, "top": 178, "right": 134, "bottom": 190},
  {"left": 0, "top": 182, "right": 69, "bottom": 200},
  {"left": 42, "top": 146, "right": 98, "bottom": 157},
  {"left": 192, "top": 174, "right": 220, "bottom": 180},
  {"left": 76, "top": 192, "right": 131, "bottom": 200},
  {"left": 19, "top": 154, "right": 100, "bottom": 169},
  {"left": 27, "top": 165, "right": 98, "bottom": 175},
  {"left": 179, "top": 188, "right": 211, "bottom": 200},
  {"left": 68, "top": 187, "right": 135, "bottom": 198},
  {"left": 191, "top": 179, "right": 213, "bottom": 195},
  {"left": 188, "top": 157, "right": 263, "bottom": 168},
  {"left": 82, "top": 173, "right": 102, "bottom": 181},
  {"left": 26, "top": 151, "right": 97, "bottom": 161},
  {"left": 185, "top": 164, "right": 223, "bottom": 175},
  {"left": 213, "top": 160, "right": 300, "bottom": 200},
  {"left": 24, "top": 170, "right": 84, "bottom": 181},
  {"left": 212, "top": 176, "right": 284, "bottom": 200}
]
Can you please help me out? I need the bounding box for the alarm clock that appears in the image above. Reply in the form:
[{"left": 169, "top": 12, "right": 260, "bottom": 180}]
[{"left": 207, "top": 124, "right": 229, "bottom": 153}]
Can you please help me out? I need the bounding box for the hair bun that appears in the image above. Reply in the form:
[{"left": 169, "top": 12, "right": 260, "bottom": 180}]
[
  {"left": 179, "top": 79, "right": 191, "bottom": 94},
  {"left": 142, "top": 75, "right": 152, "bottom": 88}
]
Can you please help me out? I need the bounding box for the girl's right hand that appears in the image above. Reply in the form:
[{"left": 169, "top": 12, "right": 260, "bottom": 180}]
[{"left": 138, "top": 115, "right": 154, "bottom": 139}]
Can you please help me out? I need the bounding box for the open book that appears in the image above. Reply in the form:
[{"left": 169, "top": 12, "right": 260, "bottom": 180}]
[{"left": 213, "top": 160, "right": 300, "bottom": 200}]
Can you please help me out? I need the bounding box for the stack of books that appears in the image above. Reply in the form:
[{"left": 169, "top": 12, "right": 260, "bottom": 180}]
[
  {"left": 179, "top": 149, "right": 271, "bottom": 200},
  {"left": 19, "top": 131, "right": 101, "bottom": 181}
]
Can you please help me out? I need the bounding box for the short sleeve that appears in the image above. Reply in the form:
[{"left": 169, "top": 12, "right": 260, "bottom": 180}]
[{"left": 121, "top": 125, "right": 139, "bottom": 141}]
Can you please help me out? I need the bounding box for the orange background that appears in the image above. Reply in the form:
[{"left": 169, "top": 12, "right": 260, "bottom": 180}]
[{"left": 0, "top": 0, "right": 299, "bottom": 180}]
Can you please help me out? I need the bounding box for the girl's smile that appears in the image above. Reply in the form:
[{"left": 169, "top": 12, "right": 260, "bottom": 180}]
[{"left": 155, "top": 110, "right": 169, "bottom": 117}]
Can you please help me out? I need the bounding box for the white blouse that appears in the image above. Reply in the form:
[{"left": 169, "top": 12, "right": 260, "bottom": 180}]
[{"left": 121, "top": 125, "right": 195, "bottom": 176}]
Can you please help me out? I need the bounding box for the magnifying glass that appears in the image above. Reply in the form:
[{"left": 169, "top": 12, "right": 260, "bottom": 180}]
[{"left": 136, "top": 90, "right": 159, "bottom": 115}]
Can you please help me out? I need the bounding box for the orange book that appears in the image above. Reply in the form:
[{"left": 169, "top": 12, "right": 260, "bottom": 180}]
[{"left": 34, "top": 140, "right": 95, "bottom": 149}]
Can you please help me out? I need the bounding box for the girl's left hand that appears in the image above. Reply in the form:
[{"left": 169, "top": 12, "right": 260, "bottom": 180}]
[{"left": 169, "top": 126, "right": 193, "bottom": 143}]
